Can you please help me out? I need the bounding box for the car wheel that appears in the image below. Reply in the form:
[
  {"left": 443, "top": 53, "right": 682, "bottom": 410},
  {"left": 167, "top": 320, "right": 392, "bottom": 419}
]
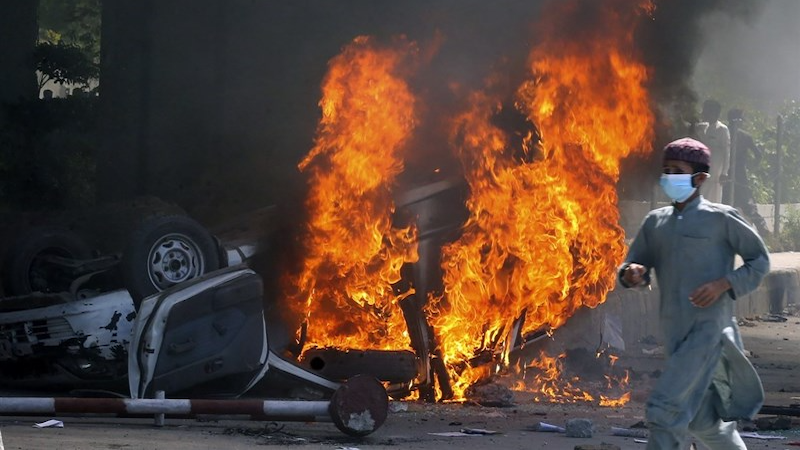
[
  {"left": 2, "top": 226, "right": 94, "bottom": 296},
  {"left": 122, "top": 215, "right": 220, "bottom": 307}
]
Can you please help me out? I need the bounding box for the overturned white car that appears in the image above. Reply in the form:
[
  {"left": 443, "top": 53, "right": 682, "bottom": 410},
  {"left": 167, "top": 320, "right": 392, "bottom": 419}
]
[
  {"left": 0, "top": 213, "right": 259, "bottom": 391},
  {"left": 0, "top": 211, "right": 416, "bottom": 401}
]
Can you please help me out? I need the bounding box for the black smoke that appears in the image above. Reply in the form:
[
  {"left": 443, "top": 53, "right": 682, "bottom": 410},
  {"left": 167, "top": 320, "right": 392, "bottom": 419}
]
[
  {"left": 637, "top": 0, "right": 766, "bottom": 125},
  {"left": 616, "top": 0, "right": 767, "bottom": 200}
]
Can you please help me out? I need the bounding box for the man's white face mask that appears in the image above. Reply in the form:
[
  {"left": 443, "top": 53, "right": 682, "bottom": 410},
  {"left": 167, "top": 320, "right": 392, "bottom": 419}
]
[{"left": 659, "top": 173, "right": 703, "bottom": 203}]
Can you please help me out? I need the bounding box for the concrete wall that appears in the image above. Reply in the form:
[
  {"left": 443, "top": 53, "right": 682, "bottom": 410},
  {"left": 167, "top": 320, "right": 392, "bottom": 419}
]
[
  {"left": 757, "top": 203, "right": 800, "bottom": 233},
  {"left": 550, "top": 262, "right": 800, "bottom": 352},
  {"left": 619, "top": 200, "right": 800, "bottom": 239}
]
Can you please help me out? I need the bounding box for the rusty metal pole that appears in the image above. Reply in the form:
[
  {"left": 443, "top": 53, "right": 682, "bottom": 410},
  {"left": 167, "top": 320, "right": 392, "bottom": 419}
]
[
  {"left": 774, "top": 115, "right": 784, "bottom": 236},
  {"left": 0, "top": 375, "right": 388, "bottom": 437}
]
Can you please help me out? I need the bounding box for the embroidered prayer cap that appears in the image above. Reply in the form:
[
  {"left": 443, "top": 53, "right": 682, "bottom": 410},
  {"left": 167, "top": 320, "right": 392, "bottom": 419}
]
[{"left": 662, "top": 137, "right": 711, "bottom": 167}]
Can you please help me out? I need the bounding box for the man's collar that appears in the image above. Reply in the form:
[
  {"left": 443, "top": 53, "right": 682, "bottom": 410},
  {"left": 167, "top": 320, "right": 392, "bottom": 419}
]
[{"left": 672, "top": 195, "right": 703, "bottom": 213}]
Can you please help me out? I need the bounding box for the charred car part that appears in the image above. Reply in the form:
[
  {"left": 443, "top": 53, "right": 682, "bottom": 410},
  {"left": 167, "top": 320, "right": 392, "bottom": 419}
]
[
  {"left": 0, "top": 224, "right": 383, "bottom": 411},
  {"left": 1, "top": 209, "right": 270, "bottom": 304},
  {"left": 0, "top": 264, "right": 377, "bottom": 433},
  {"left": 0, "top": 290, "right": 135, "bottom": 389},
  {"left": 392, "top": 178, "right": 552, "bottom": 401},
  {"left": 0, "top": 211, "right": 265, "bottom": 391},
  {"left": 128, "top": 267, "right": 341, "bottom": 400},
  {"left": 394, "top": 178, "right": 469, "bottom": 401},
  {"left": 1, "top": 190, "right": 549, "bottom": 403},
  {"left": 1, "top": 227, "right": 97, "bottom": 296}
]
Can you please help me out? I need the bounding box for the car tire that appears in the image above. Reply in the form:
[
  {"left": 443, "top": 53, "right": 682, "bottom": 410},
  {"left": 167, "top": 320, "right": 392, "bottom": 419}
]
[
  {"left": 122, "top": 214, "right": 220, "bottom": 307},
  {"left": 2, "top": 226, "right": 94, "bottom": 296}
]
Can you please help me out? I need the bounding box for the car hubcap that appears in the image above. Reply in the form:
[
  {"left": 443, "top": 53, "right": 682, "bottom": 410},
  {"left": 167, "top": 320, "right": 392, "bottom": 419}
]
[{"left": 147, "top": 233, "right": 205, "bottom": 290}]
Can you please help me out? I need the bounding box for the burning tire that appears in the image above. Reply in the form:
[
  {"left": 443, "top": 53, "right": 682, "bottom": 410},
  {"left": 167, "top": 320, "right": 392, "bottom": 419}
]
[
  {"left": 1, "top": 227, "right": 94, "bottom": 296},
  {"left": 122, "top": 215, "right": 220, "bottom": 306}
]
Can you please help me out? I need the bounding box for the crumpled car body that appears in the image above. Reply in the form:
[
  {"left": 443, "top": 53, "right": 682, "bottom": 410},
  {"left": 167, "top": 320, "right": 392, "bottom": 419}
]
[
  {"left": 0, "top": 289, "right": 136, "bottom": 389},
  {"left": 0, "top": 267, "right": 343, "bottom": 399},
  {"left": 0, "top": 206, "right": 420, "bottom": 398}
]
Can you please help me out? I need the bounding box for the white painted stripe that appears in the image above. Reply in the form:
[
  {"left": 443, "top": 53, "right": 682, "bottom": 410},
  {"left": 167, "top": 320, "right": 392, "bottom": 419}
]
[
  {"left": 0, "top": 429, "right": 5, "bottom": 450},
  {"left": 124, "top": 399, "right": 193, "bottom": 414},
  {"left": 0, "top": 398, "right": 56, "bottom": 413},
  {"left": 262, "top": 400, "right": 330, "bottom": 418}
]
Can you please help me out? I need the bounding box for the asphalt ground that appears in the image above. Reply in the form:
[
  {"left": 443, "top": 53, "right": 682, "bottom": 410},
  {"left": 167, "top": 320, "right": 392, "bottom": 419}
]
[{"left": 2, "top": 252, "right": 799, "bottom": 449}]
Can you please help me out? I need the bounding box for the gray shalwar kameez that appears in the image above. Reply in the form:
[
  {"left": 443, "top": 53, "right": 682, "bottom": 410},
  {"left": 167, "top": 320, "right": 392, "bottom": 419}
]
[{"left": 619, "top": 195, "right": 770, "bottom": 449}]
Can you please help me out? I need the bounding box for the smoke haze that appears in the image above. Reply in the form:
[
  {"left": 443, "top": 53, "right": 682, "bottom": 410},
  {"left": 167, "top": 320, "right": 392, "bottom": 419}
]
[{"left": 693, "top": 0, "right": 800, "bottom": 113}]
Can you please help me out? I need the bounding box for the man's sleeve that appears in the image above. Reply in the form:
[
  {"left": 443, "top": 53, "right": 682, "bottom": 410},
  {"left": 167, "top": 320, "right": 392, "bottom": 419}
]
[
  {"left": 721, "top": 125, "right": 731, "bottom": 176},
  {"left": 617, "top": 214, "right": 655, "bottom": 288},
  {"left": 724, "top": 208, "right": 770, "bottom": 299}
]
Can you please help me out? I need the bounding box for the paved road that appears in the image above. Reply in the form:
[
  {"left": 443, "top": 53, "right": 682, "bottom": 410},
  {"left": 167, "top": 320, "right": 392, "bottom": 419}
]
[
  {"left": 3, "top": 316, "right": 800, "bottom": 450},
  {"left": 2, "top": 254, "right": 799, "bottom": 449}
]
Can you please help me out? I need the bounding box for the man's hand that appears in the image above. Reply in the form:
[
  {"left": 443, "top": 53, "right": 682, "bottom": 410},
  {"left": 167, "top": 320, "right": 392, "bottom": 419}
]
[
  {"left": 622, "top": 263, "right": 648, "bottom": 287},
  {"left": 689, "top": 278, "right": 732, "bottom": 308}
]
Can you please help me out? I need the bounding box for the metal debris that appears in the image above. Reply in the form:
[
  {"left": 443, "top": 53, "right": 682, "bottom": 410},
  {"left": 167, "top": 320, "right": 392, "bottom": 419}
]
[{"left": 33, "top": 419, "right": 64, "bottom": 428}]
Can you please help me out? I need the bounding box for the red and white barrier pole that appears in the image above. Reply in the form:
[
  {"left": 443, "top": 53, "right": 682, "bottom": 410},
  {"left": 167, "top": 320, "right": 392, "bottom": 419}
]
[{"left": 0, "top": 375, "right": 388, "bottom": 436}]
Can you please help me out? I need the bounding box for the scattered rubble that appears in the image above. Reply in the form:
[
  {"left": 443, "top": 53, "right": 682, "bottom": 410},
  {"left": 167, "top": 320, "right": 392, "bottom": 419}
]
[
  {"left": 759, "top": 314, "right": 789, "bottom": 323},
  {"left": 573, "top": 444, "right": 620, "bottom": 450},
  {"left": 565, "top": 418, "right": 594, "bottom": 438},
  {"left": 535, "top": 421, "right": 566, "bottom": 433},
  {"left": 610, "top": 426, "right": 648, "bottom": 438},
  {"left": 33, "top": 419, "right": 64, "bottom": 428},
  {"left": 760, "top": 404, "right": 800, "bottom": 416},
  {"left": 740, "top": 431, "right": 787, "bottom": 440},
  {"left": 389, "top": 402, "right": 409, "bottom": 413},
  {"left": 755, "top": 415, "right": 792, "bottom": 430},
  {"left": 738, "top": 318, "right": 757, "bottom": 327},
  {"left": 459, "top": 427, "right": 500, "bottom": 435},
  {"left": 465, "top": 381, "right": 515, "bottom": 407}
]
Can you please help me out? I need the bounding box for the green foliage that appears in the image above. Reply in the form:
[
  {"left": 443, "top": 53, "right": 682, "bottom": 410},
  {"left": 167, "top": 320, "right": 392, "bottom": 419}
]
[
  {"left": 36, "top": 0, "right": 101, "bottom": 96},
  {"left": 767, "top": 207, "right": 800, "bottom": 252},
  {"left": 38, "top": 0, "right": 101, "bottom": 59},
  {"left": 34, "top": 42, "right": 99, "bottom": 92},
  {"left": 748, "top": 101, "right": 800, "bottom": 204}
]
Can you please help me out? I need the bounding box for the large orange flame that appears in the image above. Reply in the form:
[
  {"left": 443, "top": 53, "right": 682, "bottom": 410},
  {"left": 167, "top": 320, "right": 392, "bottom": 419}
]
[
  {"left": 290, "top": 1, "right": 655, "bottom": 405},
  {"left": 512, "top": 352, "right": 631, "bottom": 406},
  {"left": 289, "top": 36, "right": 420, "bottom": 350},
  {"left": 435, "top": 0, "right": 655, "bottom": 399},
  {"left": 524, "top": 352, "right": 596, "bottom": 403}
]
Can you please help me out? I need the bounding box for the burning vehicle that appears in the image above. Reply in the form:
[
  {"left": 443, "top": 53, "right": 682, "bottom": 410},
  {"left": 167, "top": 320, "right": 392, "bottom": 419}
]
[
  {"left": 0, "top": 207, "right": 418, "bottom": 401},
  {"left": 268, "top": 1, "right": 654, "bottom": 405},
  {"left": 1, "top": 1, "right": 653, "bottom": 408}
]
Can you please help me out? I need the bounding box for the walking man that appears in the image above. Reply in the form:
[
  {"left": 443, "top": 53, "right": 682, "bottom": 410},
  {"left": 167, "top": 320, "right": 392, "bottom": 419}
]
[
  {"left": 619, "top": 137, "right": 770, "bottom": 449},
  {"left": 726, "top": 108, "right": 770, "bottom": 236},
  {"left": 695, "top": 100, "right": 731, "bottom": 203}
]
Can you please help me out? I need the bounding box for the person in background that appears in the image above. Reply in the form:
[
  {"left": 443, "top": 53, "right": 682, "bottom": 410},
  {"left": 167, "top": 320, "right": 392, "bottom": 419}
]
[
  {"left": 695, "top": 99, "right": 731, "bottom": 203},
  {"left": 619, "top": 137, "right": 770, "bottom": 449},
  {"left": 726, "top": 108, "right": 770, "bottom": 237}
]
